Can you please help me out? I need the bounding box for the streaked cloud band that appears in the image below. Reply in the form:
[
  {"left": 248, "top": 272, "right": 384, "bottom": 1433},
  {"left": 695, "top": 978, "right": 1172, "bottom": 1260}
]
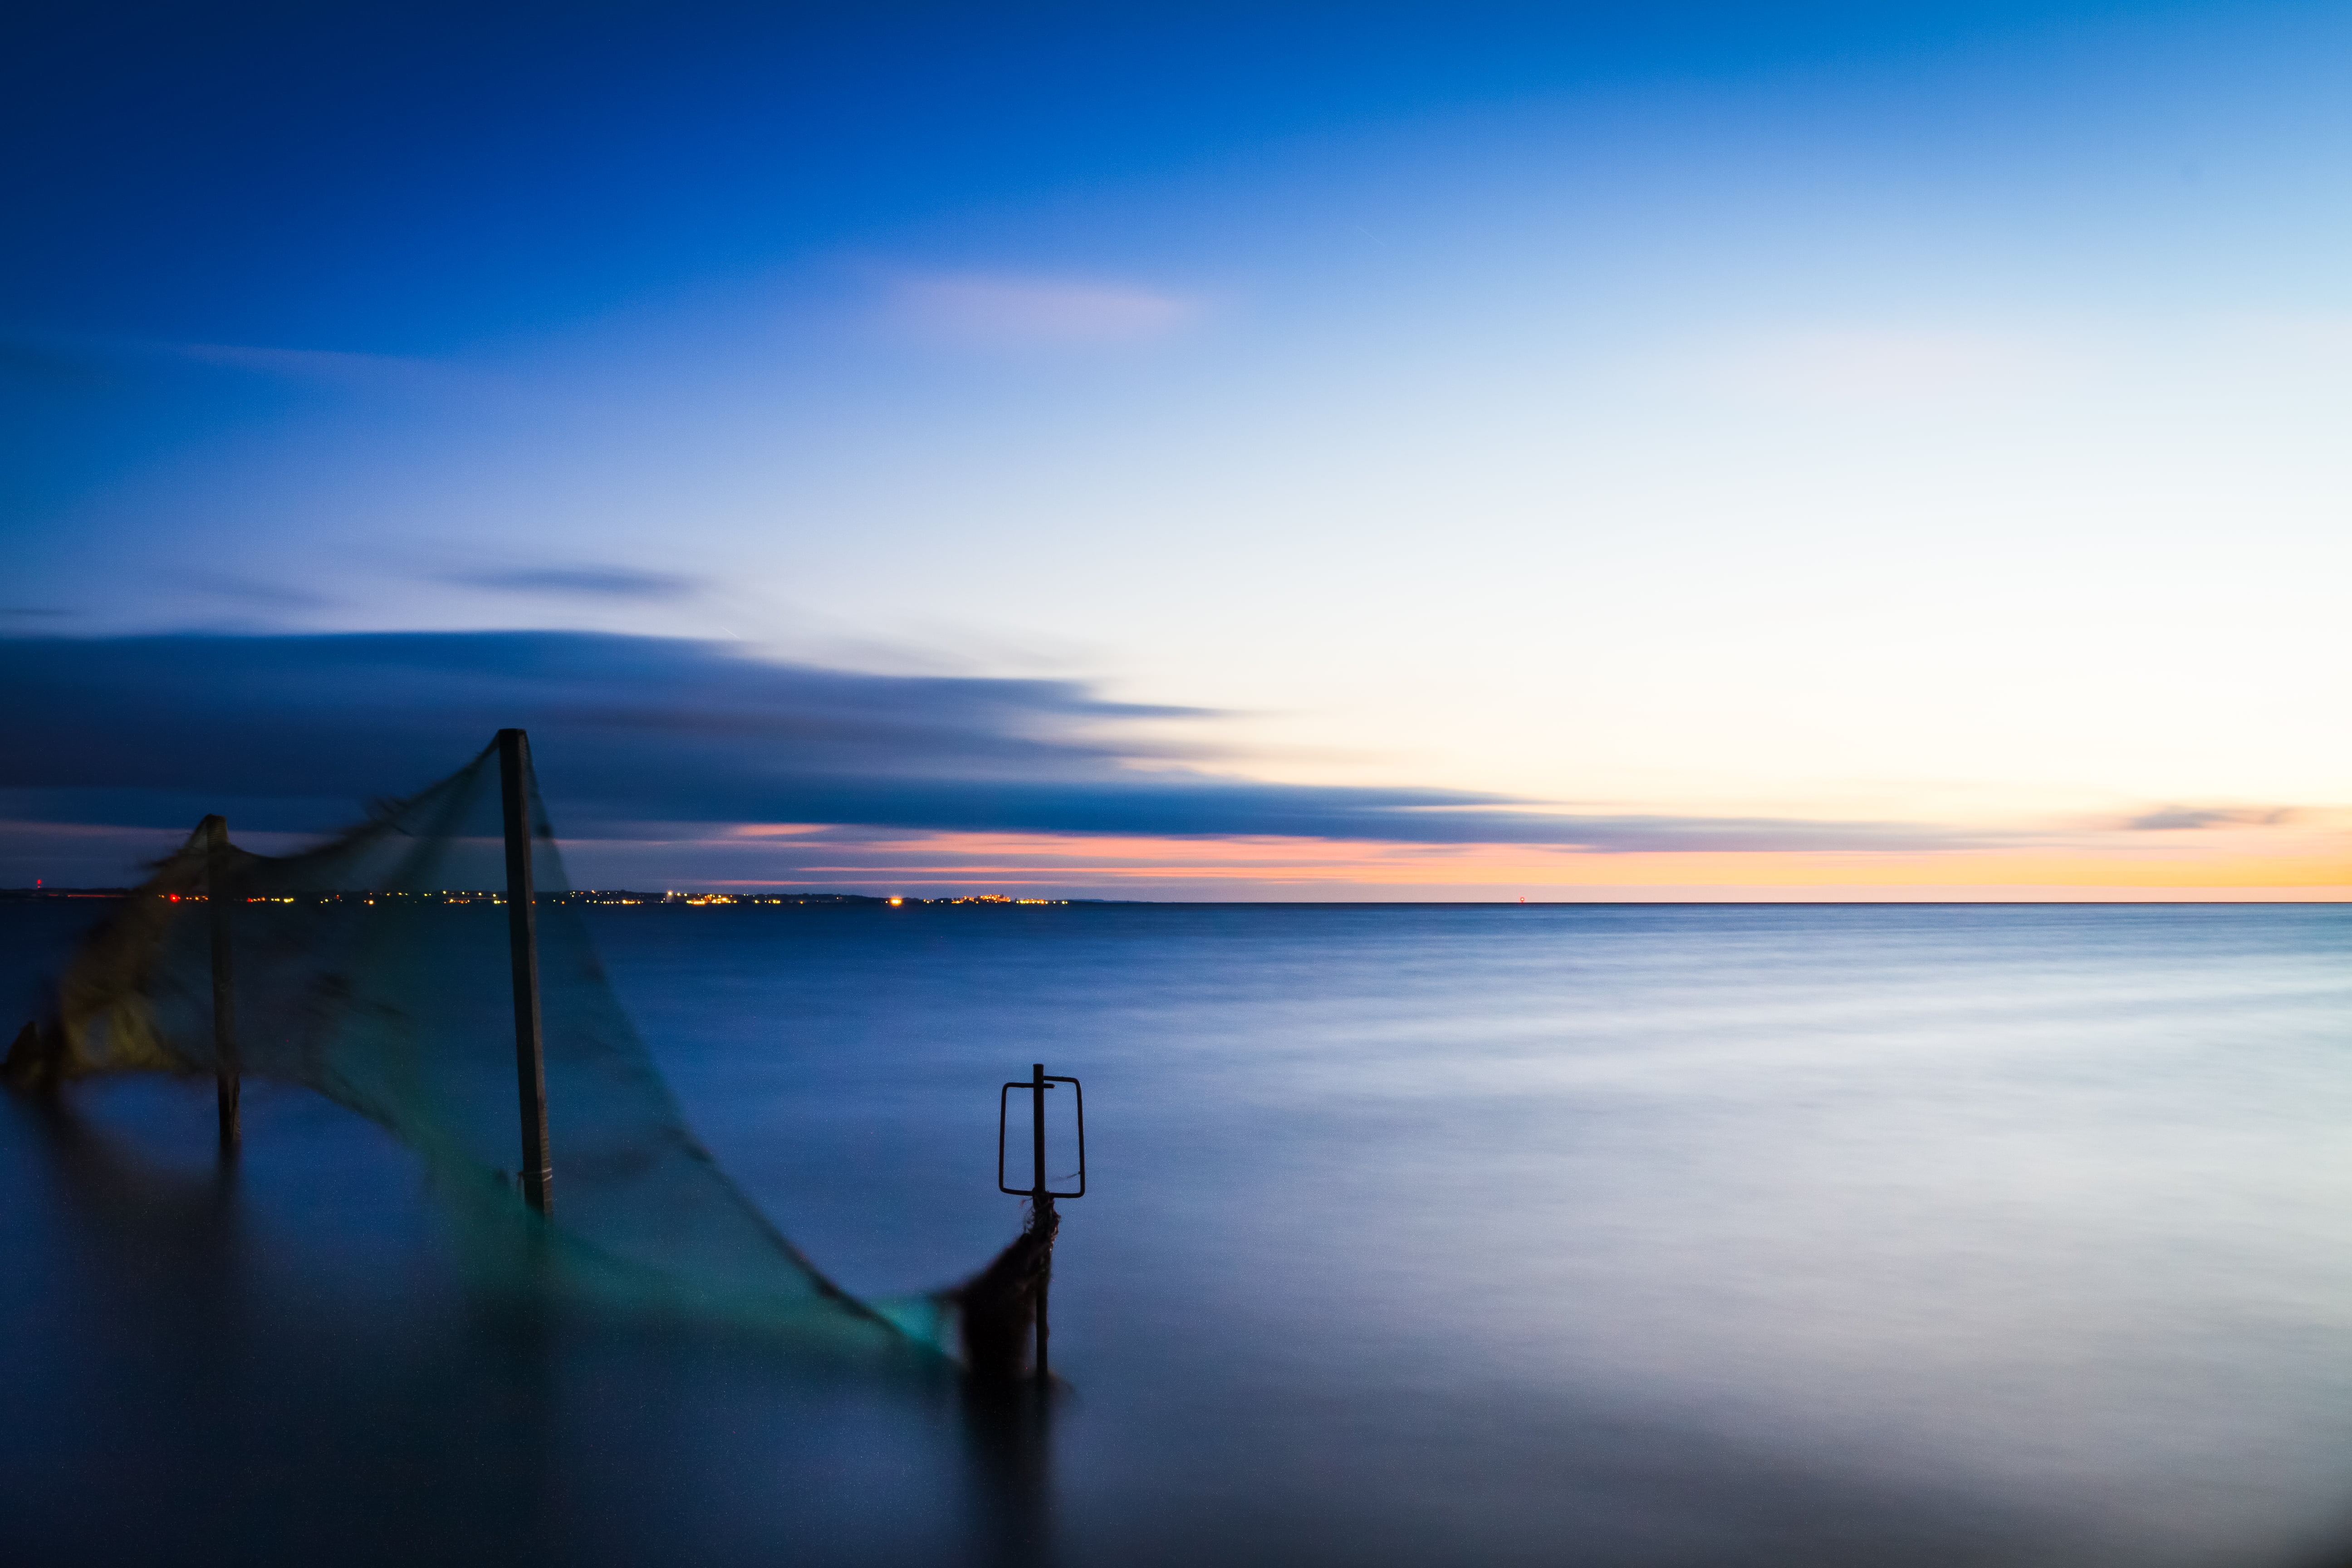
[{"left": 3, "top": 631, "right": 1974, "bottom": 853}]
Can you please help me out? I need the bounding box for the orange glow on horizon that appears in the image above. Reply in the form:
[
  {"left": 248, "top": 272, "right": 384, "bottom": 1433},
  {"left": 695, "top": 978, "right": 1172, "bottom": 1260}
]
[{"left": 694, "top": 821, "right": 2349, "bottom": 900}]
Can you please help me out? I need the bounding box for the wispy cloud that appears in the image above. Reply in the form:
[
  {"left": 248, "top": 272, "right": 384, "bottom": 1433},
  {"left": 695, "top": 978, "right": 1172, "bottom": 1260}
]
[
  {"left": 451, "top": 567, "right": 704, "bottom": 601},
  {"left": 0, "top": 331, "right": 436, "bottom": 392},
  {"left": 177, "top": 573, "right": 335, "bottom": 611},
  {"left": 2125, "top": 804, "right": 2298, "bottom": 830},
  {"left": 886, "top": 271, "right": 1203, "bottom": 348},
  {"left": 164, "top": 341, "right": 435, "bottom": 389}
]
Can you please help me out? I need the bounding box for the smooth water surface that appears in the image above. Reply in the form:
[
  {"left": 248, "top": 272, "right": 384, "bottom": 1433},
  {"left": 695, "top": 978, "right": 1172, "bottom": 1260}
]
[{"left": 5, "top": 902, "right": 2349, "bottom": 1566}]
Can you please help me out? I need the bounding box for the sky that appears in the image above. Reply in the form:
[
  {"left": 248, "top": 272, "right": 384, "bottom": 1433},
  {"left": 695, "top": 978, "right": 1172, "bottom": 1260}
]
[{"left": 5, "top": 0, "right": 2346, "bottom": 898}]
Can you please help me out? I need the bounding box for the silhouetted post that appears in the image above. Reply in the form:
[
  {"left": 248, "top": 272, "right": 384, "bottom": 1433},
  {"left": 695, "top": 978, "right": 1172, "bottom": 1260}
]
[
  {"left": 498, "top": 729, "right": 553, "bottom": 1217},
  {"left": 203, "top": 815, "right": 239, "bottom": 1155},
  {"left": 1031, "top": 1062, "right": 1053, "bottom": 1385},
  {"left": 998, "top": 1063, "right": 1083, "bottom": 1386}
]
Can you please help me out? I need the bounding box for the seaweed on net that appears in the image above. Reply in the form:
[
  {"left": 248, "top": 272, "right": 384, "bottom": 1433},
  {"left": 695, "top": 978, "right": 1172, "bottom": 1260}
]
[{"left": 4, "top": 739, "right": 1042, "bottom": 1373}]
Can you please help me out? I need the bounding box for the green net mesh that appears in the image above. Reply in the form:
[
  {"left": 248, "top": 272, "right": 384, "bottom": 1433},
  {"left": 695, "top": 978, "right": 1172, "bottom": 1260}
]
[{"left": 10, "top": 739, "right": 965, "bottom": 1357}]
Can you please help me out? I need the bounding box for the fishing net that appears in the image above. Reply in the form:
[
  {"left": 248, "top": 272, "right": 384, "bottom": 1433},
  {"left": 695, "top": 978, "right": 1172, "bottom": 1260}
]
[{"left": 2, "top": 739, "right": 1003, "bottom": 1362}]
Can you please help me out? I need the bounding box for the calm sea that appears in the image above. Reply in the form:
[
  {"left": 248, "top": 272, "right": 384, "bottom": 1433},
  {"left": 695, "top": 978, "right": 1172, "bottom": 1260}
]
[{"left": 4, "top": 902, "right": 2348, "bottom": 1567}]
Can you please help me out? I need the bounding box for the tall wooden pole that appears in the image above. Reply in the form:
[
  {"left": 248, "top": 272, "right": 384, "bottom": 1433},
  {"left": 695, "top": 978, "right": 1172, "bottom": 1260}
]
[
  {"left": 204, "top": 815, "right": 240, "bottom": 1155},
  {"left": 498, "top": 729, "right": 553, "bottom": 1217},
  {"left": 1032, "top": 1061, "right": 1053, "bottom": 1385}
]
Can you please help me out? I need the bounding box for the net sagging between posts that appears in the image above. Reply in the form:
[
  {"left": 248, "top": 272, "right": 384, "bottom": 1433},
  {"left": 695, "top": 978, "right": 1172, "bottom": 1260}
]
[{"left": 11, "top": 740, "right": 962, "bottom": 1358}]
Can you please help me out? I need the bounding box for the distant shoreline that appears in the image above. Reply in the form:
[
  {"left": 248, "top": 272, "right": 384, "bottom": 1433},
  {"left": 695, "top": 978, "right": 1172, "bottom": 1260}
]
[
  {"left": 0, "top": 888, "right": 1094, "bottom": 907},
  {"left": 0, "top": 890, "right": 2340, "bottom": 907}
]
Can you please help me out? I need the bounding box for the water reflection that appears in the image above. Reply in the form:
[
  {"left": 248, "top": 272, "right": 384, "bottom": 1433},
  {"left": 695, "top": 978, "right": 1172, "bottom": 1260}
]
[
  {"left": 7, "top": 902, "right": 2352, "bottom": 1566},
  {"left": 0, "top": 1079, "right": 1059, "bottom": 1568},
  {"left": 962, "top": 1382, "right": 1058, "bottom": 1568}
]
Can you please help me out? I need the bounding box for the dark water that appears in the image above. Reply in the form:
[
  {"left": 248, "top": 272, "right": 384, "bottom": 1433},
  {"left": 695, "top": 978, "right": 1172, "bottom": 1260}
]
[{"left": 5, "top": 902, "right": 2349, "bottom": 1566}]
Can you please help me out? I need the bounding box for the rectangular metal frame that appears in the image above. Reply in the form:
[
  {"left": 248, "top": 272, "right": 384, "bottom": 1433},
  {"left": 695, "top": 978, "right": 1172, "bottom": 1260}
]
[{"left": 998, "top": 1075, "right": 1085, "bottom": 1197}]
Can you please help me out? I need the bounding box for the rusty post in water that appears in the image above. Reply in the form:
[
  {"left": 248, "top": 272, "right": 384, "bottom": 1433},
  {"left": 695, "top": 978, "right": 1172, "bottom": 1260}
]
[
  {"left": 498, "top": 729, "right": 553, "bottom": 1217},
  {"left": 999, "top": 1063, "right": 1083, "bottom": 1386},
  {"left": 1032, "top": 1062, "right": 1054, "bottom": 1385},
  {"left": 204, "top": 815, "right": 239, "bottom": 1155}
]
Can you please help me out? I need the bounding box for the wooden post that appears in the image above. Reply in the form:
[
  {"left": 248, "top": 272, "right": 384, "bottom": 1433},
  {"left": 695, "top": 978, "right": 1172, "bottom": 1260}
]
[
  {"left": 204, "top": 815, "right": 240, "bottom": 1155},
  {"left": 498, "top": 729, "right": 553, "bottom": 1217},
  {"left": 1031, "top": 1061, "right": 1053, "bottom": 1385}
]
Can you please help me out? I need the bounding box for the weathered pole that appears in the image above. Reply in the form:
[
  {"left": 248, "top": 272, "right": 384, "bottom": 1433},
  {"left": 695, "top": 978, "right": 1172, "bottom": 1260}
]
[
  {"left": 1031, "top": 1061, "right": 1053, "bottom": 1385},
  {"left": 498, "top": 729, "right": 553, "bottom": 1217},
  {"left": 203, "top": 814, "right": 239, "bottom": 1154}
]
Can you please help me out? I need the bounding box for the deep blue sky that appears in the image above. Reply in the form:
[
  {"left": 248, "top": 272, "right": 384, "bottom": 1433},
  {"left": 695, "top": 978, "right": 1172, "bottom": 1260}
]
[
  {"left": 16, "top": 0, "right": 2332, "bottom": 492},
  {"left": 10, "top": 2, "right": 2202, "bottom": 343},
  {"left": 7, "top": 1, "right": 2347, "bottom": 894}
]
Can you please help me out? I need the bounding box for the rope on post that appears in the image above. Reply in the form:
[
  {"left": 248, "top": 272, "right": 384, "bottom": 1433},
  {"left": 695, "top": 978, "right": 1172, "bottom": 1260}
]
[{"left": 993, "top": 1063, "right": 1084, "bottom": 1385}]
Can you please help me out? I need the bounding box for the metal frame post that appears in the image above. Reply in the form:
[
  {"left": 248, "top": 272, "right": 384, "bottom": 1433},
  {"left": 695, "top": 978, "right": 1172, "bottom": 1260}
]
[
  {"left": 1031, "top": 1062, "right": 1052, "bottom": 1384},
  {"left": 204, "top": 815, "right": 239, "bottom": 1154},
  {"left": 997, "top": 1064, "right": 1083, "bottom": 1385},
  {"left": 498, "top": 729, "right": 553, "bottom": 1216}
]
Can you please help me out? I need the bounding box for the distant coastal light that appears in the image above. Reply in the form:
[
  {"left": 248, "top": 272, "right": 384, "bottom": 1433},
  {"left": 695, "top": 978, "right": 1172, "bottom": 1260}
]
[{"left": 0, "top": 886, "right": 1086, "bottom": 908}]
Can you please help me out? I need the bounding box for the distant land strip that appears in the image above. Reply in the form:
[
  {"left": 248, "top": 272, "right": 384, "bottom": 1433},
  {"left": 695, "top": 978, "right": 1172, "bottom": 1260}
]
[{"left": 0, "top": 888, "right": 1087, "bottom": 907}]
